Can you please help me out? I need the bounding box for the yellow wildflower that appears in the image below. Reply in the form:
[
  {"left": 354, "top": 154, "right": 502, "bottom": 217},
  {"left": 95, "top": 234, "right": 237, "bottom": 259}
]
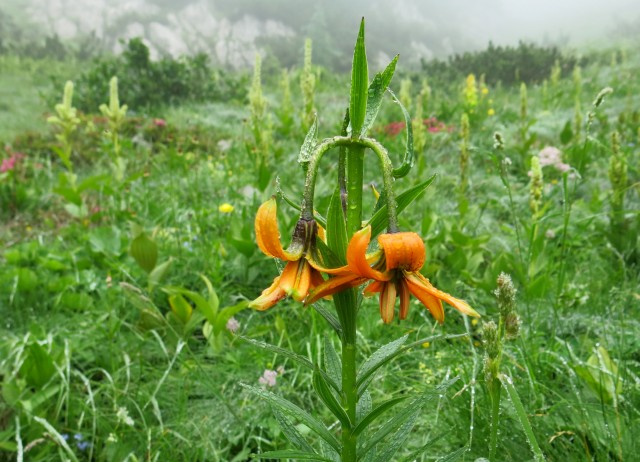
[
  {"left": 219, "top": 203, "right": 234, "bottom": 213},
  {"left": 488, "top": 108, "right": 495, "bottom": 116}
]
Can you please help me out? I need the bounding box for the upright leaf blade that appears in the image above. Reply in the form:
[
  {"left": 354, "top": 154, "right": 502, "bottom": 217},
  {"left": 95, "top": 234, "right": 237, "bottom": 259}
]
[
  {"left": 349, "top": 18, "right": 368, "bottom": 137},
  {"left": 368, "top": 174, "right": 436, "bottom": 238},
  {"left": 298, "top": 115, "right": 318, "bottom": 164},
  {"left": 324, "top": 336, "right": 342, "bottom": 389},
  {"left": 388, "top": 88, "right": 414, "bottom": 178},
  {"left": 312, "top": 366, "right": 351, "bottom": 427},
  {"left": 361, "top": 55, "right": 399, "bottom": 136},
  {"left": 326, "top": 187, "right": 349, "bottom": 265}
]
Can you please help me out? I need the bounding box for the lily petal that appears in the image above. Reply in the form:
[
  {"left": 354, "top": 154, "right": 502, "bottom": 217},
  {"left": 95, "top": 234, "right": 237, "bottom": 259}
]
[
  {"left": 249, "top": 275, "right": 287, "bottom": 311},
  {"left": 398, "top": 279, "right": 410, "bottom": 320},
  {"left": 305, "top": 274, "right": 367, "bottom": 305},
  {"left": 347, "top": 226, "right": 391, "bottom": 281},
  {"left": 405, "top": 274, "right": 445, "bottom": 323},
  {"left": 363, "top": 280, "right": 385, "bottom": 296},
  {"left": 380, "top": 282, "right": 397, "bottom": 324},
  {"left": 255, "top": 198, "right": 300, "bottom": 261},
  {"left": 405, "top": 272, "right": 480, "bottom": 319},
  {"left": 378, "top": 232, "right": 426, "bottom": 272}
]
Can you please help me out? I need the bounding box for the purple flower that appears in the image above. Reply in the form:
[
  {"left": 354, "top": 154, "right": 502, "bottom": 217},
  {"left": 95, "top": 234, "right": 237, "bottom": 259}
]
[{"left": 226, "top": 317, "right": 240, "bottom": 334}]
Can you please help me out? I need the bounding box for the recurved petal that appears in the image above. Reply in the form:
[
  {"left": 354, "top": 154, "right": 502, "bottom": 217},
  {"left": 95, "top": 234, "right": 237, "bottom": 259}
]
[
  {"left": 378, "top": 232, "right": 426, "bottom": 272},
  {"left": 347, "top": 226, "right": 391, "bottom": 281},
  {"left": 255, "top": 197, "right": 299, "bottom": 261},
  {"left": 287, "top": 260, "right": 313, "bottom": 302},
  {"left": 404, "top": 272, "right": 445, "bottom": 323},
  {"left": 363, "top": 280, "right": 385, "bottom": 296},
  {"left": 249, "top": 275, "right": 287, "bottom": 311},
  {"left": 305, "top": 274, "right": 367, "bottom": 305},
  {"left": 406, "top": 272, "right": 480, "bottom": 318}
]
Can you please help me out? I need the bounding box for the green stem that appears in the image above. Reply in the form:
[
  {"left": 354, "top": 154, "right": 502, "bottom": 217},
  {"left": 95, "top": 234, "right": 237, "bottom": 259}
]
[
  {"left": 360, "top": 139, "right": 399, "bottom": 233},
  {"left": 341, "top": 337, "right": 357, "bottom": 462},
  {"left": 488, "top": 383, "right": 502, "bottom": 461}
]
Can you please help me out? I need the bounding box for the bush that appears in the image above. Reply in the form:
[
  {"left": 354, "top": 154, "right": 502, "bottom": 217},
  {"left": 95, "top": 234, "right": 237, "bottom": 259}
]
[
  {"left": 421, "top": 41, "right": 582, "bottom": 86},
  {"left": 49, "top": 38, "right": 248, "bottom": 112}
]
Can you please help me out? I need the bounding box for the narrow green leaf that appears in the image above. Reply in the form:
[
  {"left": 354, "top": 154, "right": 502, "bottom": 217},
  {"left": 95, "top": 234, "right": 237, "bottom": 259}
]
[
  {"left": 148, "top": 258, "right": 173, "bottom": 286},
  {"left": 352, "top": 396, "right": 409, "bottom": 436},
  {"left": 499, "top": 374, "right": 546, "bottom": 461},
  {"left": 400, "top": 431, "right": 448, "bottom": 461},
  {"left": 359, "top": 379, "right": 458, "bottom": 458},
  {"left": 326, "top": 187, "right": 349, "bottom": 265},
  {"left": 200, "top": 274, "right": 220, "bottom": 316},
  {"left": 349, "top": 18, "right": 368, "bottom": 137},
  {"left": 272, "top": 407, "right": 315, "bottom": 453},
  {"left": 436, "top": 446, "right": 469, "bottom": 462},
  {"left": 276, "top": 177, "right": 327, "bottom": 228},
  {"left": 368, "top": 174, "right": 436, "bottom": 238},
  {"left": 324, "top": 336, "right": 342, "bottom": 390},
  {"left": 356, "top": 389, "right": 372, "bottom": 425},
  {"left": 238, "top": 336, "right": 313, "bottom": 369},
  {"left": 388, "top": 88, "right": 414, "bottom": 178},
  {"left": 312, "top": 366, "right": 351, "bottom": 427},
  {"left": 362, "top": 55, "right": 398, "bottom": 136},
  {"left": 252, "top": 450, "right": 334, "bottom": 461},
  {"left": 299, "top": 115, "right": 318, "bottom": 164},
  {"left": 311, "top": 303, "right": 342, "bottom": 337},
  {"left": 238, "top": 336, "right": 340, "bottom": 392},
  {"left": 372, "top": 411, "right": 419, "bottom": 462},
  {"left": 357, "top": 336, "right": 408, "bottom": 392},
  {"left": 241, "top": 384, "right": 341, "bottom": 452}
]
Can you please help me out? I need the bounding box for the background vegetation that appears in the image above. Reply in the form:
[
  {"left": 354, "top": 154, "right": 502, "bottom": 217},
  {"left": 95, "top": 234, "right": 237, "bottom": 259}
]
[{"left": 0, "top": 13, "right": 639, "bottom": 462}]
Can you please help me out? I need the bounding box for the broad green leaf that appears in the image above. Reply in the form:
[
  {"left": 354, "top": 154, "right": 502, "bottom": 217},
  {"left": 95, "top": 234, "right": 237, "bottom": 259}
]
[
  {"left": 162, "top": 287, "right": 216, "bottom": 325},
  {"left": 298, "top": 115, "right": 318, "bottom": 164},
  {"left": 349, "top": 18, "right": 368, "bottom": 137},
  {"left": 361, "top": 55, "right": 398, "bottom": 136},
  {"left": 252, "top": 450, "right": 334, "bottom": 461},
  {"left": 324, "top": 336, "right": 342, "bottom": 390},
  {"left": 168, "top": 294, "right": 193, "bottom": 324},
  {"left": 241, "top": 384, "right": 341, "bottom": 452},
  {"left": 357, "top": 335, "right": 408, "bottom": 394},
  {"left": 367, "top": 175, "right": 436, "bottom": 238},
  {"left": 313, "top": 366, "right": 351, "bottom": 427},
  {"left": 130, "top": 231, "right": 157, "bottom": 272},
  {"left": 388, "top": 88, "right": 414, "bottom": 178},
  {"left": 272, "top": 407, "right": 316, "bottom": 453},
  {"left": 20, "top": 343, "right": 56, "bottom": 388},
  {"left": 352, "top": 396, "right": 408, "bottom": 436},
  {"left": 148, "top": 258, "right": 172, "bottom": 287},
  {"left": 200, "top": 275, "right": 220, "bottom": 315},
  {"left": 89, "top": 226, "right": 122, "bottom": 257}
]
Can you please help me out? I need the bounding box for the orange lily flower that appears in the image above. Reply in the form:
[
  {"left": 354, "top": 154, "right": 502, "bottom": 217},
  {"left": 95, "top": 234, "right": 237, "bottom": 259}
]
[
  {"left": 306, "top": 226, "right": 480, "bottom": 323},
  {"left": 249, "top": 198, "right": 326, "bottom": 310}
]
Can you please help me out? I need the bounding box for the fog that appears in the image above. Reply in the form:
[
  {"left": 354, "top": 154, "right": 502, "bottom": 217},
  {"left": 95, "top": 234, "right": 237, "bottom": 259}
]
[{"left": 3, "top": 0, "right": 640, "bottom": 68}]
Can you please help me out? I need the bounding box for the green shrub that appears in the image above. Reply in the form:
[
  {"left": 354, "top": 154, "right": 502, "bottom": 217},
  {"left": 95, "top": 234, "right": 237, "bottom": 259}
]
[
  {"left": 48, "top": 38, "right": 248, "bottom": 112},
  {"left": 422, "top": 41, "right": 582, "bottom": 86}
]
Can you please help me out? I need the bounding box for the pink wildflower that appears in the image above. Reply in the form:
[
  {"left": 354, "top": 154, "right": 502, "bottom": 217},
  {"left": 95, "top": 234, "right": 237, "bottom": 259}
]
[
  {"left": 259, "top": 369, "right": 278, "bottom": 387},
  {"left": 538, "top": 146, "right": 562, "bottom": 168},
  {"left": 226, "top": 317, "right": 240, "bottom": 334},
  {"left": 153, "top": 118, "right": 167, "bottom": 128}
]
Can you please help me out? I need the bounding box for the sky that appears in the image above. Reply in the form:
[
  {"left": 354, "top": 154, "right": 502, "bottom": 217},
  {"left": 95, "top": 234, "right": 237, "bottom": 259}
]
[{"left": 4, "top": 0, "right": 640, "bottom": 67}]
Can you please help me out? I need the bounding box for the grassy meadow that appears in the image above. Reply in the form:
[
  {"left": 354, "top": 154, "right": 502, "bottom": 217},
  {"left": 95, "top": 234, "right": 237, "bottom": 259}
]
[{"left": 0, "top": 30, "right": 639, "bottom": 462}]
